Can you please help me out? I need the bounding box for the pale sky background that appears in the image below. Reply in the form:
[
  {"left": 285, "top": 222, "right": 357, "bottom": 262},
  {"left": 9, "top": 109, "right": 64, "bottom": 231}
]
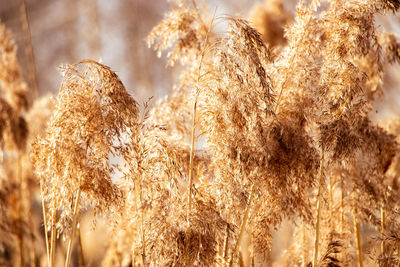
[{"left": 1, "top": 0, "right": 399, "bottom": 118}]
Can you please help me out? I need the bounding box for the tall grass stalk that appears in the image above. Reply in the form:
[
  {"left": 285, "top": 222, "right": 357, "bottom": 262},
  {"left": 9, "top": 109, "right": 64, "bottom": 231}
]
[
  {"left": 223, "top": 222, "right": 230, "bottom": 260},
  {"left": 329, "top": 174, "right": 334, "bottom": 230},
  {"left": 340, "top": 176, "right": 344, "bottom": 234},
  {"left": 50, "top": 209, "right": 57, "bottom": 267},
  {"left": 186, "top": 7, "right": 213, "bottom": 222},
  {"left": 40, "top": 182, "right": 50, "bottom": 265},
  {"left": 19, "top": 0, "right": 38, "bottom": 99},
  {"left": 353, "top": 207, "right": 363, "bottom": 267},
  {"left": 187, "top": 91, "right": 198, "bottom": 223},
  {"left": 230, "top": 184, "right": 254, "bottom": 267},
  {"left": 302, "top": 223, "right": 307, "bottom": 267},
  {"left": 313, "top": 148, "right": 324, "bottom": 267},
  {"left": 17, "top": 154, "right": 25, "bottom": 267},
  {"left": 135, "top": 179, "right": 146, "bottom": 266},
  {"left": 380, "top": 206, "right": 385, "bottom": 254},
  {"left": 65, "top": 188, "right": 81, "bottom": 267}
]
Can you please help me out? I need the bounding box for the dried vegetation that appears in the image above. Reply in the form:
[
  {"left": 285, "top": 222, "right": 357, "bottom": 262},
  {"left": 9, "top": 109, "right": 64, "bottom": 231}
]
[{"left": 1, "top": 0, "right": 400, "bottom": 266}]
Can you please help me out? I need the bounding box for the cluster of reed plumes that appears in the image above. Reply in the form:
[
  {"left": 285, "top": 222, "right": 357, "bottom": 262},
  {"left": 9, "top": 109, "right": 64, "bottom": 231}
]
[{"left": 2, "top": 0, "right": 400, "bottom": 266}]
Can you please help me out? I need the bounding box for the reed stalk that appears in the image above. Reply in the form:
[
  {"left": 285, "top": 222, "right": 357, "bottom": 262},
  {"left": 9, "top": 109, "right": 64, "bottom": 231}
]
[
  {"left": 380, "top": 206, "right": 385, "bottom": 255},
  {"left": 50, "top": 209, "right": 57, "bottom": 267},
  {"left": 19, "top": 0, "right": 38, "bottom": 99},
  {"left": 353, "top": 207, "right": 363, "bottom": 267},
  {"left": 313, "top": 148, "right": 324, "bottom": 267},
  {"left": 238, "top": 250, "right": 245, "bottom": 267},
  {"left": 340, "top": 176, "right": 344, "bottom": 234},
  {"left": 302, "top": 223, "right": 307, "bottom": 267},
  {"left": 186, "top": 8, "right": 213, "bottom": 223},
  {"left": 187, "top": 91, "right": 198, "bottom": 223},
  {"left": 329, "top": 174, "right": 334, "bottom": 230},
  {"left": 65, "top": 188, "right": 81, "bottom": 267},
  {"left": 230, "top": 184, "right": 254, "bottom": 267},
  {"left": 134, "top": 180, "right": 146, "bottom": 266},
  {"left": 140, "top": 184, "right": 145, "bottom": 266},
  {"left": 398, "top": 247, "right": 400, "bottom": 267},
  {"left": 17, "top": 154, "right": 25, "bottom": 267},
  {"left": 40, "top": 182, "right": 50, "bottom": 265},
  {"left": 223, "top": 223, "right": 230, "bottom": 260}
]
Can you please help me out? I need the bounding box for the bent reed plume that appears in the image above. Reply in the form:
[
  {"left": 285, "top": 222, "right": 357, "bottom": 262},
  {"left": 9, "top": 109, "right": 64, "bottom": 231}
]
[{"left": 1, "top": 0, "right": 400, "bottom": 266}]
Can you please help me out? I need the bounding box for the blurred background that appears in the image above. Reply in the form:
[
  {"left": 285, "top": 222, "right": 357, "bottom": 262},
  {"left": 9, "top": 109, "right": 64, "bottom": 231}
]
[
  {"left": 0, "top": 0, "right": 265, "bottom": 102},
  {"left": 1, "top": 0, "right": 399, "bottom": 114}
]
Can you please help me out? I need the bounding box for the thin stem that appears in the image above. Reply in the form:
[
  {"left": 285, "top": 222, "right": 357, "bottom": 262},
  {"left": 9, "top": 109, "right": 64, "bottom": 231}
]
[
  {"left": 313, "top": 194, "right": 322, "bottom": 267},
  {"left": 339, "top": 175, "right": 344, "bottom": 264},
  {"left": 238, "top": 250, "right": 245, "bottom": 267},
  {"left": 40, "top": 182, "right": 50, "bottom": 265},
  {"left": 313, "top": 148, "right": 325, "bottom": 267},
  {"left": 229, "top": 184, "right": 254, "bottom": 267},
  {"left": 349, "top": 162, "right": 363, "bottom": 267},
  {"left": 17, "top": 228, "right": 24, "bottom": 265},
  {"left": 187, "top": 91, "right": 198, "bottom": 223},
  {"left": 380, "top": 206, "right": 385, "bottom": 255},
  {"left": 140, "top": 183, "right": 146, "bottom": 266},
  {"left": 340, "top": 175, "right": 344, "bottom": 234},
  {"left": 186, "top": 9, "right": 215, "bottom": 223},
  {"left": 17, "top": 154, "right": 25, "bottom": 267},
  {"left": 353, "top": 207, "right": 363, "bottom": 267},
  {"left": 19, "top": 0, "right": 38, "bottom": 99},
  {"left": 65, "top": 188, "right": 81, "bottom": 267},
  {"left": 302, "top": 223, "right": 307, "bottom": 267},
  {"left": 223, "top": 223, "right": 230, "bottom": 260},
  {"left": 50, "top": 209, "right": 57, "bottom": 267},
  {"left": 329, "top": 174, "right": 334, "bottom": 231},
  {"left": 24, "top": 181, "right": 37, "bottom": 267},
  {"left": 135, "top": 180, "right": 146, "bottom": 266},
  {"left": 398, "top": 247, "right": 400, "bottom": 267}
]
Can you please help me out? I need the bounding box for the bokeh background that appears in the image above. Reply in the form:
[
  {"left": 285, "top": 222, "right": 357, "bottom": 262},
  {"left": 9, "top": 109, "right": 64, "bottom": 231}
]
[
  {"left": 1, "top": 0, "right": 399, "bottom": 116},
  {"left": 0, "top": 0, "right": 267, "bottom": 101}
]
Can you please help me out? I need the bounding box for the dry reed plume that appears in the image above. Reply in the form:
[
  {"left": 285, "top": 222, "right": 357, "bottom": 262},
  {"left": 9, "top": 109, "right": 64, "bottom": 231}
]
[{"left": 1, "top": 0, "right": 400, "bottom": 266}]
